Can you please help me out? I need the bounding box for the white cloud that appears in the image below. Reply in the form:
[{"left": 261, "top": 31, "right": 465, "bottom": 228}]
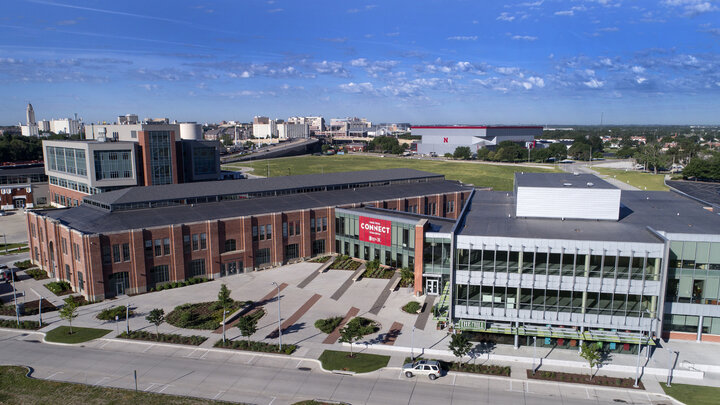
[
  {"left": 267, "top": 8, "right": 283, "bottom": 13},
  {"left": 350, "top": 58, "right": 368, "bottom": 67},
  {"left": 339, "top": 82, "right": 375, "bottom": 93},
  {"left": 497, "top": 12, "right": 516, "bottom": 21},
  {"left": 447, "top": 35, "right": 478, "bottom": 41},
  {"left": 511, "top": 35, "right": 538, "bottom": 41},
  {"left": 583, "top": 78, "right": 604, "bottom": 88},
  {"left": 635, "top": 77, "right": 647, "bottom": 84},
  {"left": 554, "top": 10, "right": 574, "bottom": 16},
  {"left": 631, "top": 65, "right": 646, "bottom": 73},
  {"left": 662, "top": 0, "right": 718, "bottom": 16},
  {"left": 528, "top": 76, "right": 545, "bottom": 87}
]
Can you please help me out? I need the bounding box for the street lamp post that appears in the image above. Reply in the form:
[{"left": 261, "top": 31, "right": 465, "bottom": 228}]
[
  {"left": 38, "top": 296, "right": 43, "bottom": 325},
  {"left": 532, "top": 336, "right": 537, "bottom": 375},
  {"left": 666, "top": 348, "right": 678, "bottom": 387},
  {"left": 12, "top": 269, "right": 19, "bottom": 325},
  {"left": 411, "top": 326, "right": 416, "bottom": 361},
  {"left": 126, "top": 303, "right": 131, "bottom": 334},
  {"left": 222, "top": 309, "right": 229, "bottom": 343},
  {"left": 634, "top": 310, "right": 650, "bottom": 388},
  {"left": 272, "top": 282, "right": 282, "bottom": 350}
]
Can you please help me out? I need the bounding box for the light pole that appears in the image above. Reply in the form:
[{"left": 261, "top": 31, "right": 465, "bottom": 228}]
[
  {"left": 38, "top": 296, "right": 43, "bottom": 325},
  {"left": 532, "top": 336, "right": 537, "bottom": 375},
  {"left": 411, "top": 326, "right": 416, "bottom": 361},
  {"left": 12, "top": 269, "right": 19, "bottom": 325},
  {"left": 272, "top": 282, "right": 282, "bottom": 350},
  {"left": 222, "top": 309, "right": 229, "bottom": 343},
  {"left": 125, "top": 303, "right": 131, "bottom": 334},
  {"left": 634, "top": 309, "right": 650, "bottom": 388},
  {"left": 3, "top": 234, "right": 7, "bottom": 254},
  {"left": 665, "top": 348, "right": 678, "bottom": 387}
]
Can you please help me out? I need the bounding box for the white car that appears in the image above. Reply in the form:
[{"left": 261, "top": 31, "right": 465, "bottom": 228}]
[{"left": 402, "top": 360, "right": 442, "bottom": 380}]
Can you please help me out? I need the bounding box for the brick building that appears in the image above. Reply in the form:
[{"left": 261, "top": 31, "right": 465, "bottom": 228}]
[
  {"left": 0, "top": 164, "right": 48, "bottom": 210},
  {"left": 26, "top": 169, "right": 470, "bottom": 301}
]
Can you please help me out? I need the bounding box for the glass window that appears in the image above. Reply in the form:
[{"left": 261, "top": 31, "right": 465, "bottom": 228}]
[
  {"left": 192, "top": 234, "right": 199, "bottom": 250},
  {"left": 102, "top": 245, "right": 111, "bottom": 265},
  {"left": 256, "top": 248, "right": 271, "bottom": 266},
  {"left": 225, "top": 239, "right": 236, "bottom": 252},
  {"left": 200, "top": 233, "right": 207, "bottom": 249},
  {"left": 267, "top": 225, "right": 272, "bottom": 240},
  {"left": 183, "top": 235, "right": 190, "bottom": 252},
  {"left": 154, "top": 239, "right": 162, "bottom": 256},
  {"left": 189, "top": 259, "right": 206, "bottom": 277},
  {"left": 252, "top": 226, "right": 258, "bottom": 241},
  {"left": 112, "top": 244, "right": 121, "bottom": 263},
  {"left": 77, "top": 272, "right": 84, "bottom": 291},
  {"left": 310, "top": 218, "right": 315, "bottom": 233},
  {"left": 163, "top": 238, "right": 170, "bottom": 255},
  {"left": 322, "top": 217, "right": 327, "bottom": 232},
  {"left": 259, "top": 225, "right": 265, "bottom": 241},
  {"left": 150, "top": 265, "right": 170, "bottom": 285},
  {"left": 145, "top": 240, "right": 152, "bottom": 256},
  {"left": 295, "top": 221, "right": 300, "bottom": 235},
  {"left": 122, "top": 243, "right": 130, "bottom": 261},
  {"left": 283, "top": 222, "right": 288, "bottom": 238}
]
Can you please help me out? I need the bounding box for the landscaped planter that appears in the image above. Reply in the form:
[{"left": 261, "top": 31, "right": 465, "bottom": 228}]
[
  {"left": 118, "top": 330, "right": 207, "bottom": 346},
  {"left": 214, "top": 339, "right": 296, "bottom": 355},
  {"left": 527, "top": 370, "right": 644, "bottom": 389}
]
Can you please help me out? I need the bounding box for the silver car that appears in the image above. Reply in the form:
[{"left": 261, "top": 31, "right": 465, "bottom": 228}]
[{"left": 402, "top": 360, "right": 442, "bottom": 380}]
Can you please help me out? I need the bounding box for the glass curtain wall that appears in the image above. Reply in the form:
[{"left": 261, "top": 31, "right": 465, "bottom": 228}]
[{"left": 334, "top": 212, "right": 415, "bottom": 268}]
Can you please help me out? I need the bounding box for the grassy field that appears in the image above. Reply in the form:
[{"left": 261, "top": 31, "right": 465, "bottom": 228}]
[
  {"left": 318, "top": 349, "right": 390, "bottom": 373},
  {"left": 661, "top": 382, "right": 720, "bottom": 405},
  {"left": 592, "top": 167, "right": 669, "bottom": 191},
  {"left": 224, "top": 155, "right": 559, "bottom": 191},
  {"left": 44, "top": 326, "right": 111, "bottom": 344},
  {"left": 0, "top": 366, "right": 232, "bottom": 405}
]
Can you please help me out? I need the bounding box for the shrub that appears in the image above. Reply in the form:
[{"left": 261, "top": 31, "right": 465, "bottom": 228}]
[
  {"left": 0, "top": 319, "right": 45, "bottom": 330},
  {"left": 25, "top": 268, "right": 48, "bottom": 280},
  {"left": 214, "top": 339, "right": 296, "bottom": 355},
  {"left": 119, "top": 330, "right": 207, "bottom": 346},
  {"left": 314, "top": 316, "right": 343, "bottom": 334},
  {"left": 345, "top": 317, "right": 379, "bottom": 336},
  {"left": 13, "top": 260, "right": 33, "bottom": 270},
  {"left": 402, "top": 301, "right": 421, "bottom": 314},
  {"left": 96, "top": 305, "right": 133, "bottom": 321},
  {"left": 45, "top": 281, "right": 71, "bottom": 295}
]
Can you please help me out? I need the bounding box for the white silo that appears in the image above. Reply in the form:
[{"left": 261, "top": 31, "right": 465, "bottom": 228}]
[{"left": 179, "top": 122, "right": 202, "bottom": 140}]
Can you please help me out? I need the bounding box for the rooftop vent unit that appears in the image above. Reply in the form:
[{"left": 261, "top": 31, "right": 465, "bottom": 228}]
[
  {"left": 563, "top": 182, "right": 572, "bottom": 187},
  {"left": 573, "top": 172, "right": 580, "bottom": 176},
  {"left": 586, "top": 182, "right": 594, "bottom": 187}
]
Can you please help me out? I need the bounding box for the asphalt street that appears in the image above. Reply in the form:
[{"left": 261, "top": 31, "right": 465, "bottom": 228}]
[{"left": 0, "top": 330, "right": 670, "bottom": 405}]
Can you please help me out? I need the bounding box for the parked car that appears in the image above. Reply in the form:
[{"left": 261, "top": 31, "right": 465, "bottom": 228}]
[
  {"left": 402, "top": 360, "right": 442, "bottom": 380},
  {"left": 0, "top": 266, "right": 18, "bottom": 283}
]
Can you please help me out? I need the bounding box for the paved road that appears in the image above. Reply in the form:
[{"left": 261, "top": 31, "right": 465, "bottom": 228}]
[{"left": 0, "top": 330, "right": 668, "bottom": 405}]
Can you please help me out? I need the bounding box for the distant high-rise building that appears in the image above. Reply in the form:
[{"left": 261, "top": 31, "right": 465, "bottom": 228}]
[{"left": 27, "top": 103, "right": 36, "bottom": 125}]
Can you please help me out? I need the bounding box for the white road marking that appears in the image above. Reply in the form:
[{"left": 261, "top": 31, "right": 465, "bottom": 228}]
[
  {"left": 269, "top": 396, "right": 276, "bottom": 405},
  {"left": 93, "top": 376, "right": 110, "bottom": 386},
  {"left": 213, "top": 390, "right": 226, "bottom": 400},
  {"left": 145, "top": 383, "right": 159, "bottom": 392},
  {"left": 98, "top": 340, "right": 111, "bottom": 349},
  {"left": 142, "top": 344, "right": 155, "bottom": 353},
  {"left": 45, "top": 371, "right": 63, "bottom": 380},
  {"left": 200, "top": 350, "right": 209, "bottom": 359},
  {"left": 452, "top": 374, "right": 456, "bottom": 385},
  {"left": 296, "top": 360, "right": 302, "bottom": 368},
  {"left": 158, "top": 384, "right": 172, "bottom": 393},
  {"left": 246, "top": 355, "right": 256, "bottom": 364},
  {"left": 185, "top": 348, "right": 199, "bottom": 358},
  {"left": 585, "top": 388, "right": 592, "bottom": 399}
]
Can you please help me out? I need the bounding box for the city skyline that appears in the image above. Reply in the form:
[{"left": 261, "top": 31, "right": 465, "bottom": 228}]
[{"left": 1, "top": 1, "right": 720, "bottom": 125}]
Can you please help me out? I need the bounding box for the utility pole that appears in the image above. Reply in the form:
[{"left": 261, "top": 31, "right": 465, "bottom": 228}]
[
  {"left": 272, "top": 282, "right": 282, "bottom": 350},
  {"left": 126, "top": 303, "right": 131, "bottom": 334}
]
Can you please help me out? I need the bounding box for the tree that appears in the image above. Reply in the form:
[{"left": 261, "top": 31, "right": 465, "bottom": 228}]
[
  {"left": 218, "top": 284, "right": 233, "bottom": 309},
  {"left": 236, "top": 315, "right": 258, "bottom": 344},
  {"left": 145, "top": 308, "right": 165, "bottom": 339},
  {"left": 399, "top": 267, "right": 414, "bottom": 286},
  {"left": 579, "top": 342, "right": 602, "bottom": 379},
  {"left": 635, "top": 143, "right": 669, "bottom": 174},
  {"left": 59, "top": 297, "right": 79, "bottom": 334},
  {"left": 568, "top": 141, "right": 592, "bottom": 161},
  {"left": 547, "top": 142, "right": 568, "bottom": 161},
  {"left": 448, "top": 333, "right": 473, "bottom": 363},
  {"left": 339, "top": 319, "right": 364, "bottom": 357},
  {"left": 453, "top": 146, "right": 472, "bottom": 160}
]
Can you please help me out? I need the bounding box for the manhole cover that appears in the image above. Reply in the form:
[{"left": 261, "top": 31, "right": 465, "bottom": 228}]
[{"left": 298, "top": 367, "right": 312, "bottom": 371}]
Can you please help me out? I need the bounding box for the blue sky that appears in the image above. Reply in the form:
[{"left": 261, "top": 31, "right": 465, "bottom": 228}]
[{"left": 1, "top": 0, "right": 719, "bottom": 125}]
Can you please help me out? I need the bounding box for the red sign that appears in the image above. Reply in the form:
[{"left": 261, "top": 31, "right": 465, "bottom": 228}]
[
  {"left": 443, "top": 137, "right": 449, "bottom": 143},
  {"left": 359, "top": 216, "right": 391, "bottom": 246}
]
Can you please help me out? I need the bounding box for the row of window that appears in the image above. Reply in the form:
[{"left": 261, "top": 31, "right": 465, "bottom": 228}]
[
  {"left": 47, "top": 146, "right": 87, "bottom": 176},
  {"left": 60, "top": 237, "right": 81, "bottom": 262},
  {"left": 49, "top": 176, "right": 90, "bottom": 194},
  {"left": 63, "top": 264, "right": 84, "bottom": 291},
  {"left": 183, "top": 233, "right": 207, "bottom": 251}
]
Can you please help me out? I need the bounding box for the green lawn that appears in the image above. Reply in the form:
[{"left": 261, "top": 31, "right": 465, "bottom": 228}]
[
  {"left": 224, "top": 155, "right": 559, "bottom": 191},
  {"left": 318, "top": 349, "right": 390, "bottom": 373},
  {"left": 661, "top": 382, "right": 720, "bottom": 405},
  {"left": 0, "top": 243, "right": 27, "bottom": 250},
  {"left": 44, "top": 326, "right": 111, "bottom": 344},
  {"left": 593, "top": 167, "right": 669, "bottom": 191},
  {"left": 0, "top": 365, "right": 232, "bottom": 405}
]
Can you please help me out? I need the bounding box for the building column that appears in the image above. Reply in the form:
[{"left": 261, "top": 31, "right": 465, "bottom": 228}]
[
  {"left": 580, "top": 253, "right": 590, "bottom": 348},
  {"left": 241, "top": 217, "right": 254, "bottom": 271},
  {"left": 514, "top": 321, "right": 520, "bottom": 349},
  {"left": 698, "top": 315, "right": 704, "bottom": 342},
  {"left": 413, "top": 222, "right": 426, "bottom": 296},
  {"left": 130, "top": 229, "right": 147, "bottom": 293}
]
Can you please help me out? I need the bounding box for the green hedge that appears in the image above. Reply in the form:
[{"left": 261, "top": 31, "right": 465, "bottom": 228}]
[
  {"left": 402, "top": 301, "right": 421, "bottom": 314},
  {"left": 215, "top": 339, "right": 296, "bottom": 355},
  {"left": 149, "top": 277, "right": 208, "bottom": 292},
  {"left": 25, "top": 269, "right": 48, "bottom": 280},
  {"left": 0, "top": 319, "right": 45, "bottom": 330},
  {"left": 44, "top": 281, "right": 71, "bottom": 295},
  {"left": 96, "top": 305, "right": 134, "bottom": 321},
  {"left": 314, "top": 316, "right": 343, "bottom": 334},
  {"left": 13, "top": 260, "right": 33, "bottom": 270},
  {"left": 118, "top": 330, "right": 207, "bottom": 346}
]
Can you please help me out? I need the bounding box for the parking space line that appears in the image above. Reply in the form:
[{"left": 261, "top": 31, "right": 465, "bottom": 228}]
[
  {"left": 142, "top": 344, "right": 155, "bottom": 353},
  {"left": 295, "top": 360, "right": 302, "bottom": 368},
  {"left": 269, "top": 396, "right": 276, "bottom": 405},
  {"left": 145, "top": 383, "right": 159, "bottom": 392},
  {"left": 98, "top": 340, "right": 111, "bottom": 349},
  {"left": 452, "top": 374, "right": 456, "bottom": 385},
  {"left": 200, "top": 350, "right": 209, "bottom": 359},
  {"left": 213, "top": 390, "right": 225, "bottom": 400},
  {"left": 93, "top": 376, "right": 110, "bottom": 386},
  {"left": 45, "top": 371, "right": 63, "bottom": 380},
  {"left": 158, "top": 384, "right": 173, "bottom": 393},
  {"left": 185, "top": 348, "right": 199, "bottom": 358},
  {"left": 246, "top": 355, "right": 256, "bottom": 364}
]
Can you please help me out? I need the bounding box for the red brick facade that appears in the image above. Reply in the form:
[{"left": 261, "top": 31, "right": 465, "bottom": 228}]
[
  {"left": 49, "top": 184, "right": 88, "bottom": 207},
  {"left": 0, "top": 184, "right": 33, "bottom": 209},
  {"left": 26, "top": 189, "right": 470, "bottom": 301}
]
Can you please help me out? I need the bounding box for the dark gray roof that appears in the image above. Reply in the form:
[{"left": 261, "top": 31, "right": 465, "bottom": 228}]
[
  {"left": 0, "top": 165, "right": 45, "bottom": 176},
  {"left": 459, "top": 189, "right": 720, "bottom": 242},
  {"left": 666, "top": 180, "right": 720, "bottom": 208},
  {"left": 514, "top": 172, "right": 616, "bottom": 190},
  {"left": 44, "top": 180, "right": 468, "bottom": 234},
  {"left": 85, "top": 168, "right": 443, "bottom": 207},
  {"left": 340, "top": 206, "right": 457, "bottom": 233}
]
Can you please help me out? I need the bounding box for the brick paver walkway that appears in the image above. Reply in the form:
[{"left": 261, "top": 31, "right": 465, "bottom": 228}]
[
  {"left": 383, "top": 321, "right": 403, "bottom": 345},
  {"left": 266, "top": 293, "right": 322, "bottom": 339},
  {"left": 322, "top": 306, "right": 359, "bottom": 344}
]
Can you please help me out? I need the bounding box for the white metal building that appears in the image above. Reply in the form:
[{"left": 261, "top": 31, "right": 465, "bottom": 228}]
[{"left": 412, "top": 126, "right": 543, "bottom": 156}]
